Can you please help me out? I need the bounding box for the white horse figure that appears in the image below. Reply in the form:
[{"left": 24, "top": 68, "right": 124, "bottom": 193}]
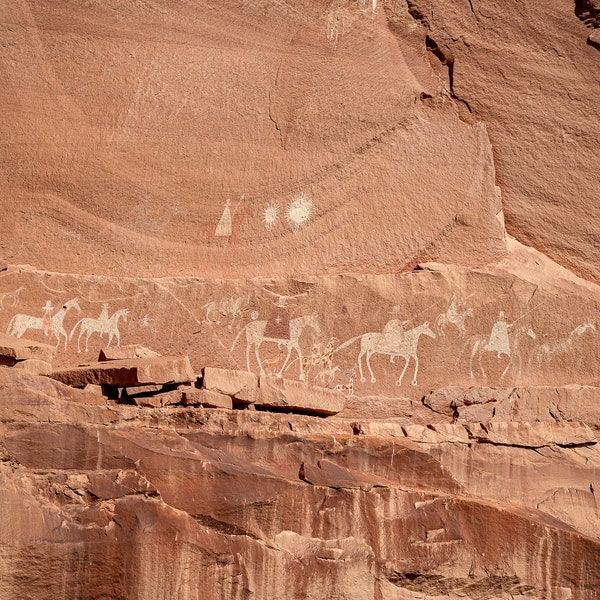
[
  {"left": 70, "top": 308, "right": 129, "bottom": 353},
  {"left": 466, "top": 326, "right": 536, "bottom": 383},
  {"left": 435, "top": 295, "right": 473, "bottom": 337},
  {"left": 6, "top": 298, "right": 82, "bottom": 349},
  {"left": 231, "top": 315, "right": 320, "bottom": 380},
  {"left": 533, "top": 322, "right": 596, "bottom": 365},
  {"left": 0, "top": 286, "right": 25, "bottom": 310},
  {"left": 335, "top": 322, "right": 436, "bottom": 386}
]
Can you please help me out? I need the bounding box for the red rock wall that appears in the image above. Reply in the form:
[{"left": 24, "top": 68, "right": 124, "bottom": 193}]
[{"left": 1, "top": 1, "right": 599, "bottom": 599}]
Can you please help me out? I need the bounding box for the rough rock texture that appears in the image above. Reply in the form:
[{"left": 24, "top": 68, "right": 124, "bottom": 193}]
[
  {"left": 404, "top": 0, "right": 600, "bottom": 283},
  {"left": 1, "top": 370, "right": 600, "bottom": 599},
  {"left": 49, "top": 356, "right": 195, "bottom": 387},
  {"left": 1, "top": 1, "right": 599, "bottom": 598}
]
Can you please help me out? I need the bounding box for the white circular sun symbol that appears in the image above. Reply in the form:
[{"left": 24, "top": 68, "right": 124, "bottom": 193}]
[
  {"left": 263, "top": 202, "right": 280, "bottom": 231},
  {"left": 287, "top": 192, "right": 313, "bottom": 233}
]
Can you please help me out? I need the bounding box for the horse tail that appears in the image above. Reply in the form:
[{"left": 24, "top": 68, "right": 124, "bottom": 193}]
[
  {"left": 433, "top": 313, "right": 446, "bottom": 335},
  {"left": 333, "top": 335, "right": 362, "bottom": 354},
  {"left": 68, "top": 319, "right": 84, "bottom": 341},
  {"left": 230, "top": 325, "right": 247, "bottom": 353},
  {"left": 6, "top": 314, "right": 17, "bottom": 335}
]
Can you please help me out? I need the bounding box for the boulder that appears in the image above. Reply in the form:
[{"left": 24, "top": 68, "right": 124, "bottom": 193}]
[
  {"left": 99, "top": 345, "right": 161, "bottom": 361},
  {"left": 0, "top": 333, "right": 56, "bottom": 364},
  {"left": 128, "top": 389, "right": 183, "bottom": 408},
  {"left": 182, "top": 389, "right": 233, "bottom": 410},
  {"left": 12, "top": 359, "right": 53, "bottom": 376},
  {"left": 49, "top": 356, "right": 195, "bottom": 388},
  {"left": 257, "top": 376, "right": 345, "bottom": 416},
  {"left": 202, "top": 367, "right": 258, "bottom": 404},
  {"left": 466, "top": 421, "right": 597, "bottom": 448}
]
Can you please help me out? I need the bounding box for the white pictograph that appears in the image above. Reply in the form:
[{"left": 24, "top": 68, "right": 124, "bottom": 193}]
[
  {"left": 335, "top": 321, "right": 436, "bottom": 386},
  {"left": 7, "top": 298, "right": 82, "bottom": 349},
  {"left": 435, "top": 294, "right": 473, "bottom": 337},
  {"left": 358, "top": 0, "right": 377, "bottom": 12},
  {"left": 263, "top": 203, "right": 280, "bottom": 231},
  {"left": 0, "top": 287, "right": 25, "bottom": 310},
  {"left": 333, "top": 367, "right": 356, "bottom": 397},
  {"left": 69, "top": 306, "right": 130, "bottom": 353},
  {"left": 215, "top": 200, "right": 233, "bottom": 237},
  {"left": 298, "top": 337, "right": 340, "bottom": 385},
  {"left": 203, "top": 296, "right": 248, "bottom": 329},
  {"left": 231, "top": 315, "right": 321, "bottom": 380},
  {"left": 465, "top": 314, "right": 537, "bottom": 383},
  {"left": 287, "top": 193, "right": 313, "bottom": 233},
  {"left": 532, "top": 322, "right": 596, "bottom": 365}
]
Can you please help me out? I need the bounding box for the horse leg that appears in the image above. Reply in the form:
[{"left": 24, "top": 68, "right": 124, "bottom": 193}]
[
  {"left": 478, "top": 349, "right": 486, "bottom": 379},
  {"left": 396, "top": 356, "right": 409, "bottom": 386},
  {"left": 254, "top": 343, "right": 265, "bottom": 376},
  {"left": 365, "top": 350, "right": 376, "bottom": 383},
  {"left": 77, "top": 330, "right": 83, "bottom": 353},
  {"left": 469, "top": 340, "right": 480, "bottom": 380},
  {"left": 277, "top": 344, "right": 293, "bottom": 379},
  {"left": 411, "top": 354, "right": 419, "bottom": 386},
  {"left": 294, "top": 344, "right": 305, "bottom": 381},
  {"left": 246, "top": 342, "right": 252, "bottom": 372},
  {"left": 500, "top": 352, "right": 517, "bottom": 383},
  {"left": 357, "top": 349, "right": 366, "bottom": 383}
]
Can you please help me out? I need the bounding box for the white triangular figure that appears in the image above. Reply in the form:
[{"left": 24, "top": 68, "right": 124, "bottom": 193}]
[{"left": 215, "top": 200, "right": 232, "bottom": 237}]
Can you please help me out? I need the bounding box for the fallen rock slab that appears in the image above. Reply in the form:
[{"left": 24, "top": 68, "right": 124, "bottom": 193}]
[
  {"left": 182, "top": 389, "right": 233, "bottom": 410},
  {"left": 49, "top": 356, "right": 195, "bottom": 388},
  {"left": 202, "top": 367, "right": 258, "bottom": 404},
  {"left": 466, "top": 421, "right": 597, "bottom": 448},
  {"left": 12, "top": 359, "right": 53, "bottom": 376},
  {"left": 257, "top": 377, "right": 345, "bottom": 416},
  {"left": 0, "top": 334, "right": 56, "bottom": 364},
  {"left": 99, "top": 345, "right": 162, "bottom": 361},
  {"left": 129, "top": 390, "right": 182, "bottom": 408}
]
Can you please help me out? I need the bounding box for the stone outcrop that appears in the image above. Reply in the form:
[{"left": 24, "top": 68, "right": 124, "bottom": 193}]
[
  {"left": 1, "top": 369, "right": 599, "bottom": 599},
  {"left": 49, "top": 356, "right": 195, "bottom": 388},
  {"left": 257, "top": 376, "right": 346, "bottom": 416},
  {"left": 1, "top": 1, "right": 599, "bottom": 597},
  {"left": 0, "top": 333, "right": 56, "bottom": 365}
]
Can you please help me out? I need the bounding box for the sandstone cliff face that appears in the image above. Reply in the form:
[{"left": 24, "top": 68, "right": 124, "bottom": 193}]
[{"left": 1, "top": 1, "right": 599, "bottom": 599}]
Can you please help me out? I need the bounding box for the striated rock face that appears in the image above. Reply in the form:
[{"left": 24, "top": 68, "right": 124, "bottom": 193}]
[
  {"left": 1, "top": 1, "right": 599, "bottom": 598},
  {"left": 1, "top": 370, "right": 600, "bottom": 599}
]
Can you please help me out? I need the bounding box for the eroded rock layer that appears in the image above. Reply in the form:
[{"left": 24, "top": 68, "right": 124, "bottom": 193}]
[
  {"left": 1, "top": 371, "right": 600, "bottom": 599},
  {"left": 1, "top": 1, "right": 599, "bottom": 598}
]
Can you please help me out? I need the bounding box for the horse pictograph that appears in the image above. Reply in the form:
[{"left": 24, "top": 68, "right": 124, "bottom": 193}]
[
  {"left": 335, "top": 321, "right": 436, "bottom": 386},
  {"left": 532, "top": 322, "right": 596, "bottom": 366},
  {"left": 203, "top": 296, "right": 248, "bottom": 330},
  {"left": 7, "top": 298, "right": 82, "bottom": 349},
  {"left": 0, "top": 287, "right": 25, "bottom": 310},
  {"left": 435, "top": 294, "right": 473, "bottom": 337},
  {"left": 69, "top": 306, "right": 129, "bottom": 353},
  {"left": 231, "top": 315, "right": 321, "bottom": 380},
  {"left": 465, "top": 323, "right": 536, "bottom": 383}
]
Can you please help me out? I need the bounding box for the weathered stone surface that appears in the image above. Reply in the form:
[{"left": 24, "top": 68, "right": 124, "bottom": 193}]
[
  {"left": 82, "top": 383, "right": 106, "bottom": 398},
  {"left": 122, "top": 384, "right": 165, "bottom": 397},
  {"left": 1, "top": 369, "right": 599, "bottom": 598},
  {"left": 50, "top": 356, "right": 195, "bottom": 388},
  {"left": 257, "top": 376, "right": 345, "bottom": 416},
  {"left": 182, "top": 389, "right": 233, "bottom": 410},
  {"left": 466, "top": 421, "right": 597, "bottom": 448},
  {"left": 99, "top": 345, "right": 161, "bottom": 361},
  {"left": 12, "top": 358, "right": 53, "bottom": 376},
  {"left": 1, "top": 2, "right": 600, "bottom": 597},
  {"left": 128, "top": 389, "right": 182, "bottom": 408},
  {"left": 202, "top": 367, "right": 258, "bottom": 404},
  {"left": 405, "top": 0, "right": 600, "bottom": 283},
  {"left": 0, "top": 333, "right": 56, "bottom": 364}
]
